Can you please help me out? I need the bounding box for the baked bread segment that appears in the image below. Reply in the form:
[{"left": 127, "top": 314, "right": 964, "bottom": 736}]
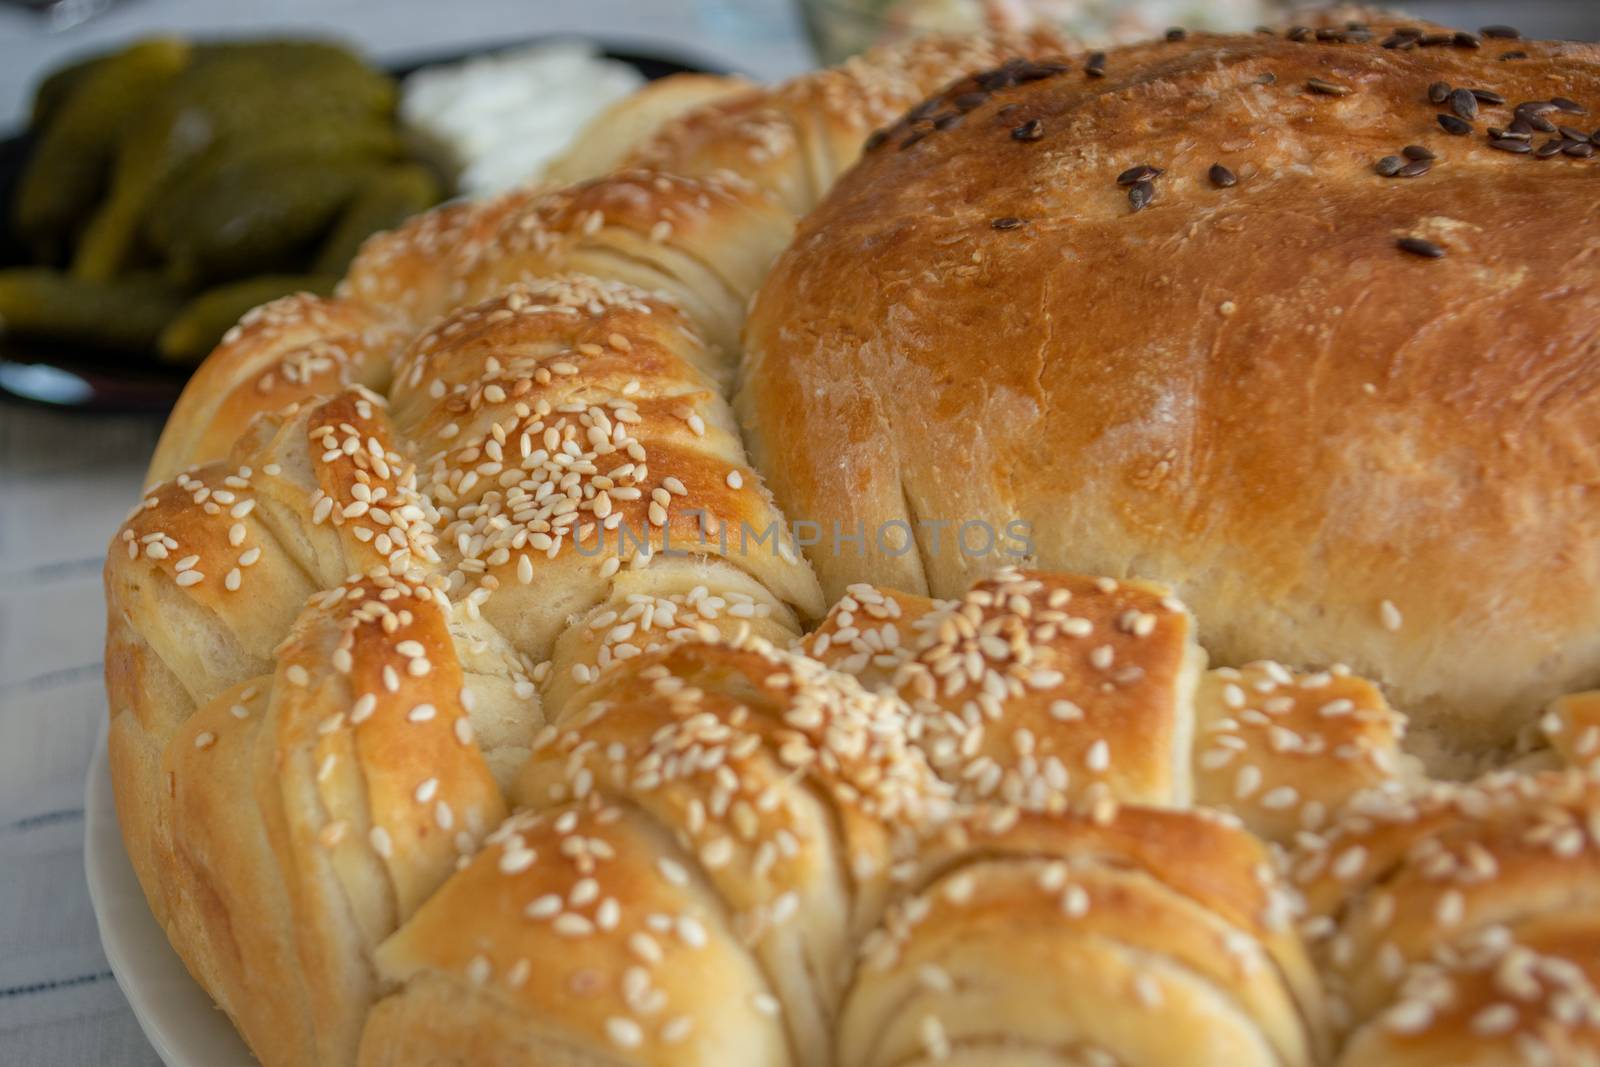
[
  {"left": 543, "top": 72, "right": 756, "bottom": 185},
  {"left": 1333, "top": 915, "right": 1600, "bottom": 1067},
  {"left": 389, "top": 275, "right": 821, "bottom": 664},
  {"left": 543, "top": 556, "right": 800, "bottom": 720},
  {"left": 894, "top": 568, "right": 1202, "bottom": 809},
  {"left": 513, "top": 637, "right": 950, "bottom": 1067},
  {"left": 228, "top": 386, "right": 443, "bottom": 584},
  {"left": 1194, "top": 661, "right": 1423, "bottom": 844},
  {"left": 841, "top": 805, "right": 1324, "bottom": 1067},
  {"left": 1293, "top": 771, "right": 1600, "bottom": 1060},
  {"left": 147, "top": 294, "right": 401, "bottom": 483},
  {"left": 800, "top": 583, "right": 946, "bottom": 692},
  {"left": 124, "top": 568, "right": 537, "bottom": 1066},
  {"left": 741, "top": 18, "right": 1600, "bottom": 765},
  {"left": 625, "top": 31, "right": 1075, "bottom": 217},
  {"left": 359, "top": 798, "right": 792, "bottom": 1067},
  {"left": 1535, "top": 690, "right": 1600, "bottom": 774}
]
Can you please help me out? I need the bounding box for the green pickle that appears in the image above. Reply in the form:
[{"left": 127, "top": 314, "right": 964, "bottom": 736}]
[
  {"left": 314, "top": 163, "right": 442, "bottom": 274},
  {"left": 13, "top": 36, "right": 426, "bottom": 367},
  {"left": 0, "top": 269, "right": 185, "bottom": 353},
  {"left": 13, "top": 38, "right": 191, "bottom": 262},
  {"left": 149, "top": 156, "right": 380, "bottom": 283},
  {"left": 73, "top": 46, "right": 399, "bottom": 282},
  {"left": 158, "top": 274, "right": 337, "bottom": 364}
]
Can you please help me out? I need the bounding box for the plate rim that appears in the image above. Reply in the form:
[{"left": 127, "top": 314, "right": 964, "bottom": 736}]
[{"left": 83, "top": 717, "right": 259, "bottom": 1067}]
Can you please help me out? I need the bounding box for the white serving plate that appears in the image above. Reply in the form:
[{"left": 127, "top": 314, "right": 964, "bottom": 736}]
[{"left": 84, "top": 720, "right": 258, "bottom": 1067}]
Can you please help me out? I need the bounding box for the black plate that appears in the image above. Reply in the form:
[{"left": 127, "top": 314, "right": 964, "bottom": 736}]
[{"left": 0, "top": 40, "right": 723, "bottom": 413}]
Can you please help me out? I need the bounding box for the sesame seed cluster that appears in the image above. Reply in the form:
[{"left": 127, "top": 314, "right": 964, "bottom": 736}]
[{"left": 101, "top": 15, "right": 1600, "bottom": 1067}]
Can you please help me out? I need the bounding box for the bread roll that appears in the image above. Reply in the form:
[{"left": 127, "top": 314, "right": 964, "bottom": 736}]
[
  {"left": 146, "top": 294, "right": 401, "bottom": 484},
  {"left": 542, "top": 72, "right": 756, "bottom": 185},
  {"left": 799, "top": 583, "right": 946, "bottom": 692},
  {"left": 841, "top": 804, "right": 1325, "bottom": 1067},
  {"left": 118, "top": 569, "right": 537, "bottom": 1065},
  {"left": 741, "top": 19, "right": 1600, "bottom": 769},
  {"left": 894, "top": 568, "right": 1202, "bottom": 808},
  {"left": 1194, "top": 660, "right": 1422, "bottom": 843},
  {"left": 357, "top": 635, "right": 950, "bottom": 1067},
  {"left": 1293, "top": 770, "right": 1600, "bottom": 1062},
  {"left": 624, "top": 31, "right": 1072, "bottom": 218},
  {"left": 386, "top": 273, "right": 821, "bottom": 664}
]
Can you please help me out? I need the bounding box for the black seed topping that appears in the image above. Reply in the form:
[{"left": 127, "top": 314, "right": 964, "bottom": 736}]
[
  {"left": 1085, "top": 52, "right": 1106, "bottom": 77},
  {"left": 1453, "top": 31, "right": 1481, "bottom": 49},
  {"left": 1402, "top": 144, "right": 1435, "bottom": 160},
  {"left": 1255, "top": 25, "right": 1275, "bottom": 35},
  {"left": 1011, "top": 118, "right": 1044, "bottom": 142},
  {"left": 1517, "top": 109, "right": 1558, "bottom": 133},
  {"left": 1488, "top": 137, "right": 1533, "bottom": 153},
  {"left": 1558, "top": 125, "right": 1591, "bottom": 144},
  {"left": 1419, "top": 32, "right": 1454, "bottom": 46},
  {"left": 1566, "top": 142, "right": 1596, "bottom": 158},
  {"left": 1116, "top": 164, "right": 1162, "bottom": 185},
  {"left": 934, "top": 113, "right": 964, "bottom": 130},
  {"left": 953, "top": 92, "right": 989, "bottom": 112},
  {"left": 1488, "top": 127, "right": 1531, "bottom": 141},
  {"left": 1548, "top": 98, "right": 1584, "bottom": 115},
  {"left": 1481, "top": 25, "right": 1521, "bottom": 39},
  {"left": 1469, "top": 88, "right": 1506, "bottom": 105},
  {"left": 1375, "top": 155, "right": 1404, "bottom": 176},
  {"left": 1209, "top": 163, "right": 1237, "bottom": 187},
  {"left": 1535, "top": 138, "right": 1566, "bottom": 158},
  {"left": 865, "top": 128, "right": 888, "bottom": 151},
  {"left": 1256, "top": 72, "right": 1277, "bottom": 86},
  {"left": 1381, "top": 35, "right": 1415, "bottom": 50},
  {"left": 900, "top": 131, "right": 926, "bottom": 150},
  {"left": 1287, "top": 26, "right": 1312, "bottom": 42},
  {"left": 1517, "top": 100, "right": 1559, "bottom": 114},
  {"left": 1166, "top": 27, "right": 1186, "bottom": 41},
  {"left": 1428, "top": 81, "right": 1452, "bottom": 104},
  {"left": 1307, "top": 78, "right": 1354, "bottom": 96},
  {"left": 1499, "top": 51, "right": 1529, "bottom": 61},
  {"left": 991, "top": 216, "right": 1024, "bottom": 230},
  {"left": 1393, "top": 26, "right": 1424, "bottom": 38},
  {"left": 1438, "top": 114, "right": 1473, "bottom": 135},
  {"left": 1128, "top": 181, "right": 1155, "bottom": 213},
  {"left": 1398, "top": 236, "right": 1446, "bottom": 258},
  {"left": 1593, "top": 130, "right": 1600, "bottom": 146},
  {"left": 1449, "top": 88, "right": 1480, "bottom": 121},
  {"left": 1509, "top": 117, "right": 1534, "bottom": 135},
  {"left": 1397, "top": 159, "right": 1433, "bottom": 177}
]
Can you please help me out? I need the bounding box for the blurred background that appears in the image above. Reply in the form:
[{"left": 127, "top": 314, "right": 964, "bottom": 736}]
[
  {"left": 0, "top": 1, "right": 1595, "bottom": 1065},
  {"left": 0, "top": 0, "right": 1595, "bottom": 407}
]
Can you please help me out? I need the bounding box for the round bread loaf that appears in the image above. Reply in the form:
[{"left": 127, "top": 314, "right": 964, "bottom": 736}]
[
  {"left": 741, "top": 26, "right": 1600, "bottom": 770},
  {"left": 101, "top": 15, "right": 1600, "bottom": 1067}
]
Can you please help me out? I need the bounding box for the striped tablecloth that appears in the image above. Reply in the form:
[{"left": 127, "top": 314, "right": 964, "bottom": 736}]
[
  {"left": 0, "top": 5, "right": 809, "bottom": 1063},
  {"left": 0, "top": 408, "right": 164, "bottom": 1064}
]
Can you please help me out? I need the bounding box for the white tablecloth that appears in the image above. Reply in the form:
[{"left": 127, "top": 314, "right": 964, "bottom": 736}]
[{"left": 0, "top": 4, "right": 807, "bottom": 1064}]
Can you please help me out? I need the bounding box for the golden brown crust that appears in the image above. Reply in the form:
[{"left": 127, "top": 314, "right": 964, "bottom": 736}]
[
  {"left": 1194, "top": 661, "right": 1423, "bottom": 844},
  {"left": 842, "top": 805, "right": 1324, "bottom": 1067},
  {"left": 894, "top": 569, "right": 1202, "bottom": 808},
  {"left": 361, "top": 798, "right": 790, "bottom": 1067},
  {"left": 1292, "top": 770, "right": 1600, "bottom": 1057},
  {"left": 799, "top": 583, "right": 945, "bottom": 692},
  {"left": 147, "top": 294, "right": 400, "bottom": 485},
  {"left": 626, "top": 31, "right": 1076, "bottom": 217},
  {"left": 742, "top": 21, "right": 1600, "bottom": 767},
  {"left": 543, "top": 73, "right": 756, "bottom": 186}
]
